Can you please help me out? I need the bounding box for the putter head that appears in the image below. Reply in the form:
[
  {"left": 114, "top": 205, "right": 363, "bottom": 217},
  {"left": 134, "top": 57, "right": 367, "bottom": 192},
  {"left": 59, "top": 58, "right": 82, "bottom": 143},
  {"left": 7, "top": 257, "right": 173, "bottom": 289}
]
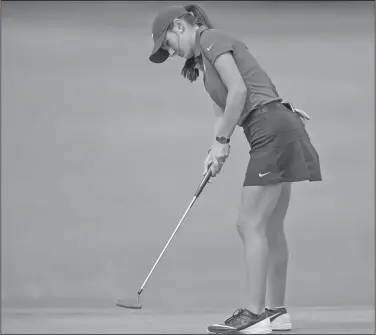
[{"left": 115, "top": 298, "right": 142, "bottom": 309}]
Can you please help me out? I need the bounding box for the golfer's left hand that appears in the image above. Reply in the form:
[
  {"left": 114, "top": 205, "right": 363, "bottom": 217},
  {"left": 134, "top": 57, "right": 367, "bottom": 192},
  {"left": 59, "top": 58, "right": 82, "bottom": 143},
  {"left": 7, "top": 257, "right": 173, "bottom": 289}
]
[{"left": 208, "top": 142, "right": 230, "bottom": 177}]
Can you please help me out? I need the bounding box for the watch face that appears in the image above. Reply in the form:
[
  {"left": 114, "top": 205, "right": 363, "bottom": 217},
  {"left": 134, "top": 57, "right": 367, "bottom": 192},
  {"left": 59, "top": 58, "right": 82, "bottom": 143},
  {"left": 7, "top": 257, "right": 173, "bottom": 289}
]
[{"left": 217, "top": 136, "right": 229, "bottom": 144}]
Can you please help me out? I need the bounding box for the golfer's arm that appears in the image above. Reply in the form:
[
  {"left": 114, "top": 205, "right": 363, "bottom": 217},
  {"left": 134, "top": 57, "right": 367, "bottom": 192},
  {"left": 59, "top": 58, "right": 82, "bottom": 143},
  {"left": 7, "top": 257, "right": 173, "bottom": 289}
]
[
  {"left": 212, "top": 53, "right": 247, "bottom": 139},
  {"left": 216, "top": 90, "right": 246, "bottom": 139},
  {"left": 213, "top": 102, "right": 224, "bottom": 137}
]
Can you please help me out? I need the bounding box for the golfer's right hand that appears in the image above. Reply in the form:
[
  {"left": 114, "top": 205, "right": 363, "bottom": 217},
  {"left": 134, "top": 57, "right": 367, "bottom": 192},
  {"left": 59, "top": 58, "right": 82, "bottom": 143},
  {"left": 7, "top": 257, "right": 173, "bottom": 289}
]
[{"left": 203, "top": 152, "right": 213, "bottom": 182}]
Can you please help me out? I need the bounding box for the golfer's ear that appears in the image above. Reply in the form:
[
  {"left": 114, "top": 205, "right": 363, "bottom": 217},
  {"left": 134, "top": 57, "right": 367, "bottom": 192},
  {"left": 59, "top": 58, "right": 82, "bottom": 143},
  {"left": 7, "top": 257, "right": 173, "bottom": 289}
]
[{"left": 213, "top": 52, "right": 247, "bottom": 93}]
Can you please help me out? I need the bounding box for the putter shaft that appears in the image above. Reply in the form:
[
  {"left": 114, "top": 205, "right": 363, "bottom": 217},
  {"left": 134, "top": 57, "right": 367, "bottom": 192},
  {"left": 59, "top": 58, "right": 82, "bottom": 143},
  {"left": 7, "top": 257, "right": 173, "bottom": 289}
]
[
  {"left": 137, "top": 168, "right": 212, "bottom": 295},
  {"left": 138, "top": 196, "right": 197, "bottom": 293}
]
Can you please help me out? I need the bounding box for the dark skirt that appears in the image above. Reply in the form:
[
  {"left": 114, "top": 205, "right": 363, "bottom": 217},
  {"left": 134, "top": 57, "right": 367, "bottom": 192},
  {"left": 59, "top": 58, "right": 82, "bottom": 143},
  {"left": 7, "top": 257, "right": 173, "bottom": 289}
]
[{"left": 241, "top": 101, "right": 322, "bottom": 186}]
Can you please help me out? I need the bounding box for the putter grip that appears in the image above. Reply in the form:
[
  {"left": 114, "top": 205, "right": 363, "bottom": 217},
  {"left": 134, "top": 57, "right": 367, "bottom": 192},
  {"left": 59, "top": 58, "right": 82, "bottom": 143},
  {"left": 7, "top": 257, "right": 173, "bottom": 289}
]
[{"left": 194, "top": 166, "right": 212, "bottom": 198}]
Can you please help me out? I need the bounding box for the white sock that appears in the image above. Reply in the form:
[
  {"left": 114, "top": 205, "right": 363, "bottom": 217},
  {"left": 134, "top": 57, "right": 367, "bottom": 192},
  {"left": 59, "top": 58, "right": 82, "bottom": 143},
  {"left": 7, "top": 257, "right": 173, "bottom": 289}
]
[{"left": 266, "top": 306, "right": 285, "bottom": 310}]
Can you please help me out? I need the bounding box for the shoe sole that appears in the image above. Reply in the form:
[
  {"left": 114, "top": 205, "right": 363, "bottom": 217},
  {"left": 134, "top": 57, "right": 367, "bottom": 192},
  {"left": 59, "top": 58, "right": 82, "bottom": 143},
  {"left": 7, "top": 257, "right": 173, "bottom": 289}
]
[
  {"left": 271, "top": 314, "right": 292, "bottom": 331},
  {"left": 207, "top": 318, "right": 272, "bottom": 334}
]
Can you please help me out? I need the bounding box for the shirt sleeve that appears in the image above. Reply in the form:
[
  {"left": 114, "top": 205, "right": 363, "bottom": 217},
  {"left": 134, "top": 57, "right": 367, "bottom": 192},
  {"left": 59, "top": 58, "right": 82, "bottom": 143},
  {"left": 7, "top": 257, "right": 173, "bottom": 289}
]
[{"left": 199, "top": 30, "right": 235, "bottom": 65}]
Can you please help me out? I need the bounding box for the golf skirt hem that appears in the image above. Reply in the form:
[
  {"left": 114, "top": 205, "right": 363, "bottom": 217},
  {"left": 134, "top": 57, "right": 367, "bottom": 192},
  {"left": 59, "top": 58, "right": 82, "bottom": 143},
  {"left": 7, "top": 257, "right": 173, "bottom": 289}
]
[{"left": 242, "top": 101, "right": 322, "bottom": 187}]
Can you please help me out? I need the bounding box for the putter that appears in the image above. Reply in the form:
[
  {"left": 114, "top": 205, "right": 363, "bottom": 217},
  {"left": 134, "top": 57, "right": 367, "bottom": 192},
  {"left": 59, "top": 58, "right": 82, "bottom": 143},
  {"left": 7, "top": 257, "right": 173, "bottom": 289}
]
[{"left": 116, "top": 166, "right": 213, "bottom": 309}]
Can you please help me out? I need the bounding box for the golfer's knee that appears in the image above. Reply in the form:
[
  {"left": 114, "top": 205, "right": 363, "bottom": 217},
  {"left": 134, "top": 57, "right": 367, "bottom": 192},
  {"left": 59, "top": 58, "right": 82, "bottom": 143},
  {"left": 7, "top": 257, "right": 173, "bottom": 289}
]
[
  {"left": 236, "top": 214, "right": 267, "bottom": 240},
  {"left": 236, "top": 217, "right": 245, "bottom": 240}
]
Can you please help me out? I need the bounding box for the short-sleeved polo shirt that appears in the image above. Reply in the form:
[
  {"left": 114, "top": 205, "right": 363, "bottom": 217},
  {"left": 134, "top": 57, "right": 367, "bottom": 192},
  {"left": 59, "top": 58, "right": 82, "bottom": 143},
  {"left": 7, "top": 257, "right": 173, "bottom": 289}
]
[{"left": 194, "top": 26, "right": 282, "bottom": 126}]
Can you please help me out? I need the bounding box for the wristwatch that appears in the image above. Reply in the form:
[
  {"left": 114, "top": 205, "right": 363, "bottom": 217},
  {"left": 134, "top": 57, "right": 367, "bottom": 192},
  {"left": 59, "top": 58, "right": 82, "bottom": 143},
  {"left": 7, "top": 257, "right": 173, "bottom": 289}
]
[{"left": 216, "top": 136, "right": 230, "bottom": 144}]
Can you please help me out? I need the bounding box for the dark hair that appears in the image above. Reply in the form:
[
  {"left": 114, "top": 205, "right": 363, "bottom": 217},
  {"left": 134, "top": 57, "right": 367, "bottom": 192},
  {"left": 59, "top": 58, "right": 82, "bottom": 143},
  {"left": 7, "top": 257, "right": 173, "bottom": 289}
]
[{"left": 168, "top": 4, "right": 214, "bottom": 82}]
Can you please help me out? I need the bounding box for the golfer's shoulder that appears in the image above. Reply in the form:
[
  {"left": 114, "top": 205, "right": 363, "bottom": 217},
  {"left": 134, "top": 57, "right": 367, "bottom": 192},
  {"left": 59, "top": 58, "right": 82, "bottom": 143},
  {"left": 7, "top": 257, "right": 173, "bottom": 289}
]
[
  {"left": 199, "top": 28, "right": 246, "bottom": 63},
  {"left": 199, "top": 28, "right": 238, "bottom": 49}
]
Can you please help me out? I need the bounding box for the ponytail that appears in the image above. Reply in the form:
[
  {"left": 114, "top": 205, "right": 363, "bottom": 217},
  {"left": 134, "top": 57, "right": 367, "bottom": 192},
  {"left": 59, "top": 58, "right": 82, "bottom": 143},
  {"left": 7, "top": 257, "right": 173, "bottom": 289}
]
[
  {"left": 181, "top": 57, "right": 199, "bottom": 82},
  {"left": 181, "top": 4, "right": 213, "bottom": 82},
  {"left": 183, "top": 4, "right": 214, "bottom": 29}
]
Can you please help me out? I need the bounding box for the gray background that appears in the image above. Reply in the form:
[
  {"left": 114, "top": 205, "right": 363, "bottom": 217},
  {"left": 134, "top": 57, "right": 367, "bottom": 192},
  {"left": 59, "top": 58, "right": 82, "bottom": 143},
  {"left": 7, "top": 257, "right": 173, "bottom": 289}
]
[{"left": 1, "top": 1, "right": 374, "bottom": 312}]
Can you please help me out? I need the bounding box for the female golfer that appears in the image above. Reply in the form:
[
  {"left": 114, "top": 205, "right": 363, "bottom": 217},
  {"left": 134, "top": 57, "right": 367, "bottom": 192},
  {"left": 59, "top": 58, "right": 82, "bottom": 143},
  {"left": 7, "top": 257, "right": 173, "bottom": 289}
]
[{"left": 149, "top": 4, "right": 321, "bottom": 334}]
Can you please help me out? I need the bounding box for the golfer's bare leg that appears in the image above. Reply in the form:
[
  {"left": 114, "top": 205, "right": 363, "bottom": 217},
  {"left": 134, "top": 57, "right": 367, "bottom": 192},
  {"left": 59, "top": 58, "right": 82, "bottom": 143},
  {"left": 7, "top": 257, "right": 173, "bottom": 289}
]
[
  {"left": 236, "top": 183, "right": 284, "bottom": 315},
  {"left": 265, "top": 182, "right": 292, "bottom": 308}
]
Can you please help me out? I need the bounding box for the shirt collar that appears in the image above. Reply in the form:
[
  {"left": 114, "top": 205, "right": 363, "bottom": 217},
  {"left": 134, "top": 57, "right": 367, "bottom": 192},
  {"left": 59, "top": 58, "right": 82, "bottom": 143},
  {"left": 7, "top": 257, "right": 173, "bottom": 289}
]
[{"left": 194, "top": 25, "right": 210, "bottom": 58}]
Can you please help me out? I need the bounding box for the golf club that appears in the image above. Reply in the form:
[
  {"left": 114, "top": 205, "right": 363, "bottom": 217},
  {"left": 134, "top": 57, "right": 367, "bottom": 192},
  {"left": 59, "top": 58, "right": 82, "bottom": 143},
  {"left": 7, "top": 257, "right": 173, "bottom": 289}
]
[{"left": 116, "top": 165, "right": 213, "bottom": 309}]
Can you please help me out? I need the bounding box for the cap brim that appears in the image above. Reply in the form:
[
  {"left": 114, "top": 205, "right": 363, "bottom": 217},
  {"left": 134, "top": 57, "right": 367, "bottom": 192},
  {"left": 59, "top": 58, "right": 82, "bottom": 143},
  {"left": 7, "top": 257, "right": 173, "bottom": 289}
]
[{"left": 149, "top": 29, "right": 169, "bottom": 64}]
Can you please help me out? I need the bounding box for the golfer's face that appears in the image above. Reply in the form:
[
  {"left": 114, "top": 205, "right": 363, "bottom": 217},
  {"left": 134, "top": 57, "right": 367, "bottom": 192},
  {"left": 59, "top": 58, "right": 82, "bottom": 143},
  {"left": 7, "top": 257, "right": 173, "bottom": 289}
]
[{"left": 163, "top": 30, "right": 193, "bottom": 59}]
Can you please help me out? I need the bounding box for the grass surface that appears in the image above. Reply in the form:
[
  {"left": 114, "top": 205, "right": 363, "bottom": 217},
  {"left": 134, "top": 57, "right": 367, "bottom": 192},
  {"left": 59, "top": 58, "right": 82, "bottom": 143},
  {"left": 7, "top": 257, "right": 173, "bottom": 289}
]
[{"left": 2, "top": 307, "right": 375, "bottom": 334}]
